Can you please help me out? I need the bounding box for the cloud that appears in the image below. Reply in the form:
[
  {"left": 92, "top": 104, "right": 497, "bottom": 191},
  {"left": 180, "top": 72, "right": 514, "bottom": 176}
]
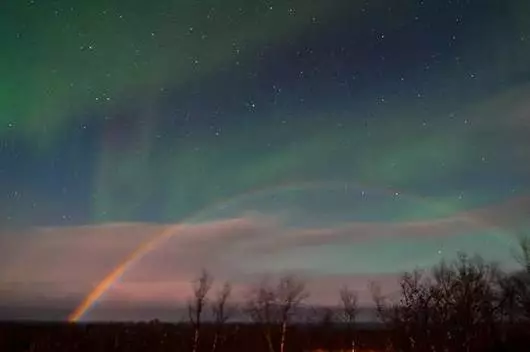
[
  {"left": 0, "top": 196, "right": 528, "bottom": 320},
  {"left": 252, "top": 195, "right": 530, "bottom": 253}
]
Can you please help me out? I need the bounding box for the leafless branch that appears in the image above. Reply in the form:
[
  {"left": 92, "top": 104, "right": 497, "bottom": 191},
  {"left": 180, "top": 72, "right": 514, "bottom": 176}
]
[{"left": 188, "top": 269, "right": 213, "bottom": 352}]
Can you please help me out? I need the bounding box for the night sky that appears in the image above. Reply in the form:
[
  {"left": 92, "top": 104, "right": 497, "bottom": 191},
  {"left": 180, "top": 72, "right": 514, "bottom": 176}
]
[{"left": 1, "top": 0, "right": 530, "bottom": 321}]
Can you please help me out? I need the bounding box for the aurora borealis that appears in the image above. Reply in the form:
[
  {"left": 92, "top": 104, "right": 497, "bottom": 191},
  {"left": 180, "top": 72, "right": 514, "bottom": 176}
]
[{"left": 1, "top": 0, "right": 530, "bottom": 321}]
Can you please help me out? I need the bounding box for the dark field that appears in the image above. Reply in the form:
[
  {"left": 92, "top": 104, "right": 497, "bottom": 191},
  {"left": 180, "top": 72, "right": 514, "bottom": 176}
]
[{"left": 0, "top": 321, "right": 388, "bottom": 352}]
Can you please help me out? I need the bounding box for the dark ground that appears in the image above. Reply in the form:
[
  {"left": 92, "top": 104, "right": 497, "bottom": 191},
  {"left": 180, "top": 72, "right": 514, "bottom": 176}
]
[{"left": 0, "top": 321, "right": 389, "bottom": 352}]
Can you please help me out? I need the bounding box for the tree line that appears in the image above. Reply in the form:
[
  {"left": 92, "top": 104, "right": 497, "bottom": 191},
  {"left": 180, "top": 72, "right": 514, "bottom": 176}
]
[{"left": 186, "top": 237, "right": 530, "bottom": 352}]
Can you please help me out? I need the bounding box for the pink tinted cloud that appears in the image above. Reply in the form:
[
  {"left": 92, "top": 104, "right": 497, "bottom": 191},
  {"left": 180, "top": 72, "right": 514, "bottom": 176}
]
[
  {"left": 0, "top": 197, "right": 527, "bottom": 320},
  {"left": 252, "top": 195, "right": 530, "bottom": 253},
  {"left": 0, "top": 217, "right": 273, "bottom": 304}
]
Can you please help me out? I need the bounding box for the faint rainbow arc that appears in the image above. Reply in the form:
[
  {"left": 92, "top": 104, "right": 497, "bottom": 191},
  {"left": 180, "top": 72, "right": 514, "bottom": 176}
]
[
  {"left": 68, "top": 224, "right": 184, "bottom": 322},
  {"left": 69, "top": 181, "right": 354, "bottom": 321},
  {"left": 70, "top": 180, "right": 382, "bottom": 321},
  {"left": 68, "top": 180, "right": 490, "bottom": 322}
]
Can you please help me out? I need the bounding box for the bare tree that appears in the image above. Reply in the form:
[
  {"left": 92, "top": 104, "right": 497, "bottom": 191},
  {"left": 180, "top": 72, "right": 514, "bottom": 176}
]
[
  {"left": 339, "top": 285, "right": 358, "bottom": 352},
  {"left": 211, "top": 282, "right": 234, "bottom": 352},
  {"left": 276, "top": 275, "right": 309, "bottom": 352},
  {"left": 370, "top": 271, "right": 433, "bottom": 352},
  {"left": 431, "top": 254, "right": 500, "bottom": 352},
  {"left": 369, "top": 281, "right": 387, "bottom": 323},
  {"left": 498, "top": 270, "right": 520, "bottom": 345},
  {"left": 372, "top": 254, "right": 501, "bottom": 352},
  {"left": 245, "top": 277, "right": 277, "bottom": 352},
  {"left": 512, "top": 235, "right": 530, "bottom": 320},
  {"left": 495, "top": 234, "right": 530, "bottom": 350},
  {"left": 188, "top": 269, "right": 213, "bottom": 352},
  {"left": 245, "top": 275, "right": 309, "bottom": 352}
]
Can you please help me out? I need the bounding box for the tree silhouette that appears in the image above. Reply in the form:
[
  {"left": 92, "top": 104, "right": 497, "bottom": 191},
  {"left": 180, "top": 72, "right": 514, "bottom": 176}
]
[
  {"left": 245, "top": 275, "right": 308, "bottom": 352},
  {"left": 372, "top": 254, "right": 501, "bottom": 352},
  {"left": 511, "top": 236, "right": 530, "bottom": 320},
  {"left": 338, "top": 285, "right": 358, "bottom": 352},
  {"left": 245, "top": 277, "right": 278, "bottom": 352},
  {"left": 188, "top": 269, "right": 213, "bottom": 352},
  {"left": 276, "top": 275, "right": 309, "bottom": 352},
  {"left": 210, "top": 282, "right": 234, "bottom": 352}
]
